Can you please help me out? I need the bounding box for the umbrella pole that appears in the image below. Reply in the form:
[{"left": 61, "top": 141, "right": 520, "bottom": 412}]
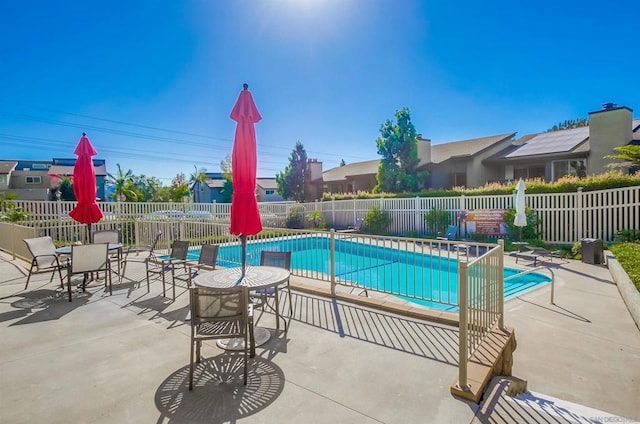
[
  {"left": 240, "top": 235, "right": 246, "bottom": 277},
  {"left": 87, "top": 223, "right": 92, "bottom": 244}
]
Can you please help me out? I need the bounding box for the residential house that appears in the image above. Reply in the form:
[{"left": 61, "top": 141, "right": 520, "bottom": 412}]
[
  {"left": 319, "top": 103, "right": 639, "bottom": 195},
  {"left": 320, "top": 133, "right": 516, "bottom": 194},
  {"left": 191, "top": 172, "right": 227, "bottom": 203},
  {"left": 256, "top": 178, "right": 284, "bottom": 202},
  {"left": 189, "top": 173, "right": 284, "bottom": 203},
  {"left": 0, "top": 158, "right": 107, "bottom": 201},
  {"left": 486, "top": 103, "right": 639, "bottom": 181}
]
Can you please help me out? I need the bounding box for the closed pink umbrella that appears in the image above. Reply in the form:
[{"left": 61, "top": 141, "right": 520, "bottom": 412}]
[
  {"left": 68, "top": 133, "right": 103, "bottom": 239},
  {"left": 230, "top": 84, "right": 263, "bottom": 276}
]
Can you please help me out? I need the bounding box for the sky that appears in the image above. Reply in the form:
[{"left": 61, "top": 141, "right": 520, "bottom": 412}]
[{"left": 1, "top": 0, "right": 639, "bottom": 185}]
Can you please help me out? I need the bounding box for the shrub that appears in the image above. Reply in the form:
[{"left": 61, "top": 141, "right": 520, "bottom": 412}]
[
  {"left": 362, "top": 207, "right": 391, "bottom": 234},
  {"left": 0, "top": 193, "right": 29, "bottom": 222},
  {"left": 286, "top": 206, "right": 305, "bottom": 229},
  {"left": 614, "top": 229, "right": 640, "bottom": 243},
  {"left": 571, "top": 241, "right": 582, "bottom": 260},
  {"left": 503, "top": 208, "right": 540, "bottom": 241},
  {"left": 610, "top": 242, "right": 640, "bottom": 292},
  {"left": 305, "top": 211, "right": 326, "bottom": 229},
  {"left": 424, "top": 208, "right": 451, "bottom": 236}
]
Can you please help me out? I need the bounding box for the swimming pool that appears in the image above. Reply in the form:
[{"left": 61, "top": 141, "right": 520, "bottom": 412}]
[{"left": 168, "top": 236, "right": 550, "bottom": 311}]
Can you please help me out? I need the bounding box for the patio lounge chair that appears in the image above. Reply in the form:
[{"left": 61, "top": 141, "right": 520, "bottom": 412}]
[
  {"left": 189, "top": 286, "right": 252, "bottom": 389},
  {"left": 23, "top": 236, "right": 65, "bottom": 291},
  {"left": 509, "top": 244, "right": 564, "bottom": 266},
  {"left": 172, "top": 244, "right": 219, "bottom": 289},
  {"left": 146, "top": 240, "right": 189, "bottom": 300},
  {"left": 251, "top": 251, "right": 292, "bottom": 330}
]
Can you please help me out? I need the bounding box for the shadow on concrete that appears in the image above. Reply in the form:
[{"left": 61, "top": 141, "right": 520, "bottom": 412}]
[
  {"left": 515, "top": 298, "right": 591, "bottom": 323},
  {"left": 3, "top": 288, "right": 91, "bottom": 326},
  {"left": 473, "top": 377, "right": 612, "bottom": 423},
  {"left": 125, "top": 293, "right": 190, "bottom": 329},
  {"left": 155, "top": 356, "right": 284, "bottom": 424},
  {"left": 290, "top": 292, "right": 459, "bottom": 365}
]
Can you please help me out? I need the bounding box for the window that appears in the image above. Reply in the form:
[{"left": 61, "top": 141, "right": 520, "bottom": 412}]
[
  {"left": 31, "top": 164, "right": 49, "bottom": 170},
  {"left": 0, "top": 176, "right": 4, "bottom": 183},
  {"left": 552, "top": 159, "right": 587, "bottom": 181},
  {"left": 25, "top": 176, "right": 42, "bottom": 184},
  {"left": 265, "top": 189, "right": 275, "bottom": 195},
  {"left": 514, "top": 165, "right": 545, "bottom": 179},
  {"left": 451, "top": 172, "right": 466, "bottom": 187}
]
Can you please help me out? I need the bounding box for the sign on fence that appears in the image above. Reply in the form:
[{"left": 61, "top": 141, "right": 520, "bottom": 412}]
[{"left": 465, "top": 209, "right": 507, "bottom": 236}]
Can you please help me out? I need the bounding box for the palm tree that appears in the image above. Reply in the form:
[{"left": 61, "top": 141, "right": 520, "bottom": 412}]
[
  {"left": 107, "top": 164, "right": 137, "bottom": 201},
  {"left": 189, "top": 165, "right": 208, "bottom": 203}
]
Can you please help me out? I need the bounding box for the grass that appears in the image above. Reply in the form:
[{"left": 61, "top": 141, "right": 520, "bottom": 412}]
[{"left": 609, "top": 242, "right": 640, "bottom": 292}]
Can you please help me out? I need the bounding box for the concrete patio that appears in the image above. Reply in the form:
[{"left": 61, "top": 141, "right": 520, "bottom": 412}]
[{"left": 0, "top": 250, "right": 638, "bottom": 423}]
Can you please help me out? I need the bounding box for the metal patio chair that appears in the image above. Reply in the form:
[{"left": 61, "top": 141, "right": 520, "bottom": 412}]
[
  {"left": 189, "top": 286, "right": 252, "bottom": 389},
  {"left": 172, "top": 244, "right": 219, "bottom": 289},
  {"left": 146, "top": 240, "right": 189, "bottom": 300},
  {"left": 66, "top": 243, "right": 111, "bottom": 302},
  {"left": 91, "top": 228, "right": 122, "bottom": 278},
  {"left": 251, "top": 250, "right": 292, "bottom": 330},
  {"left": 120, "top": 230, "right": 162, "bottom": 286},
  {"left": 23, "top": 236, "right": 66, "bottom": 292}
]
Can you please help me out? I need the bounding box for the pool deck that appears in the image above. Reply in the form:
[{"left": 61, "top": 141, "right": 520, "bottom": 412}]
[{"left": 0, "top": 249, "right": 638, "bottom": 423}]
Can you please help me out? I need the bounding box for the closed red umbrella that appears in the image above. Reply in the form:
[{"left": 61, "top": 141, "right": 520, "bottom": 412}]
[
  {"left": 230, "top": 84, "right": 263, "bottom": 276},
  {"left": 68, "top": 133, "right": 103, "bottom": 239}
]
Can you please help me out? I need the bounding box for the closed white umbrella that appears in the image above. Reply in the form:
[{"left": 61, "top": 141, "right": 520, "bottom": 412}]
[{"left": 514, "top": 178, "right": 527, "bottom": 240}]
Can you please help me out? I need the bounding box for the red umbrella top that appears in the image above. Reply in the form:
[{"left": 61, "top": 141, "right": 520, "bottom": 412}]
[
  {"left": 68, "top": 133, "right": 103, "bottom": 225},
  {"left": 230, "top": 84, "right": 263, "bottom": 236}
]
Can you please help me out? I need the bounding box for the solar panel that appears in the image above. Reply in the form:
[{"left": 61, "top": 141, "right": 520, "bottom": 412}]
[{"left": 506, "top": 127, "right": 589, "bottom": 158}]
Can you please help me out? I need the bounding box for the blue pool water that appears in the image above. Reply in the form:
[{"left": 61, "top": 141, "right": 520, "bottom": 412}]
[{"left": 167, "top": 236, "right": 550, "bottom": 311}]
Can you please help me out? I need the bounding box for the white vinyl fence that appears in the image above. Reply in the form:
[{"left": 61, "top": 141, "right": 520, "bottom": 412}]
[{"left": 7, "top": 185, "right": 639, "bottom": 243}]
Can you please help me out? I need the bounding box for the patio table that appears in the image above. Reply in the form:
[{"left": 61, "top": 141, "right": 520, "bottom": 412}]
[{"left": 193, "top": 266, "right": 290, "bottom": 356}]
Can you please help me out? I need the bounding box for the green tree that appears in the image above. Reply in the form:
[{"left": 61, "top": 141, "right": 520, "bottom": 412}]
[
  {"left": 152, "top": 186, "right": 172, "bottom": 202},
  {"left": 604, "top": 145, "right": 640, "bottom": 169},
  {"left": 107, "top": 164, "right": 137, "bottom": 201},
  {"left": 374, "top": 108, "right": 426, "bottom": 193},
  {"left": 132, "top": 174, "right": 162, "bottom": 202},
  {"left": 170, "top": 173, "right": 190, "bottom": 202},
  {"left": 220, "top": 155, "right": 233, "bottom": 203},
  {"left": 276, "top": 141, "right": 308, "bottom": 202},
  {"left": 546, "top": 118, "right": 588, "bottom": 132},
  {"left": 58, "top": 176, "right": 76, "bottom": 201}
]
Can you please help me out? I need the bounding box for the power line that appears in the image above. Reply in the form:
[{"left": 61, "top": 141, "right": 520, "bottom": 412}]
[{"left": 0, "top": 109, "right": 371, "bottom": 161}]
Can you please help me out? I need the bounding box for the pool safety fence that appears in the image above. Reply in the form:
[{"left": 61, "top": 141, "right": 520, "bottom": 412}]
[{"left": 7, "top": 185, "right": 640, "bottom": 243}]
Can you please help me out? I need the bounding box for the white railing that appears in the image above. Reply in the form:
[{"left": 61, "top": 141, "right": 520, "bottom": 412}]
[
  {"left": 7, "top": 185, "right": 639, "bottom": 243},
  {"left": 457, "top": 239, "right": 505, "bottom": 389}
]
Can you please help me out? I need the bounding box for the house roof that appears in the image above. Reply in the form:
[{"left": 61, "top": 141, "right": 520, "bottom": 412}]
[
  {"left": 633, "top": 119, "right": 640, "bottom": 142},
  {"left": 430, "top": 133, "right": 516, "bottom": 164},
  {"left": 504, "top": 126, "right": 590, "bottom": 158},
  {"left": 323, "top": 159, "right": 380, "bottom": 183},
  {"left": 257, "top": 178, "right": 278, "bottom": 190},
  {"left": 47, "top": 164, "right": 107, "bottom": 176},
  {"left": 0, "top": 161, "right": 18, "bottom": 175},
  {"left": 205, "top": 179, "right": 225, "bottom": 189}
]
